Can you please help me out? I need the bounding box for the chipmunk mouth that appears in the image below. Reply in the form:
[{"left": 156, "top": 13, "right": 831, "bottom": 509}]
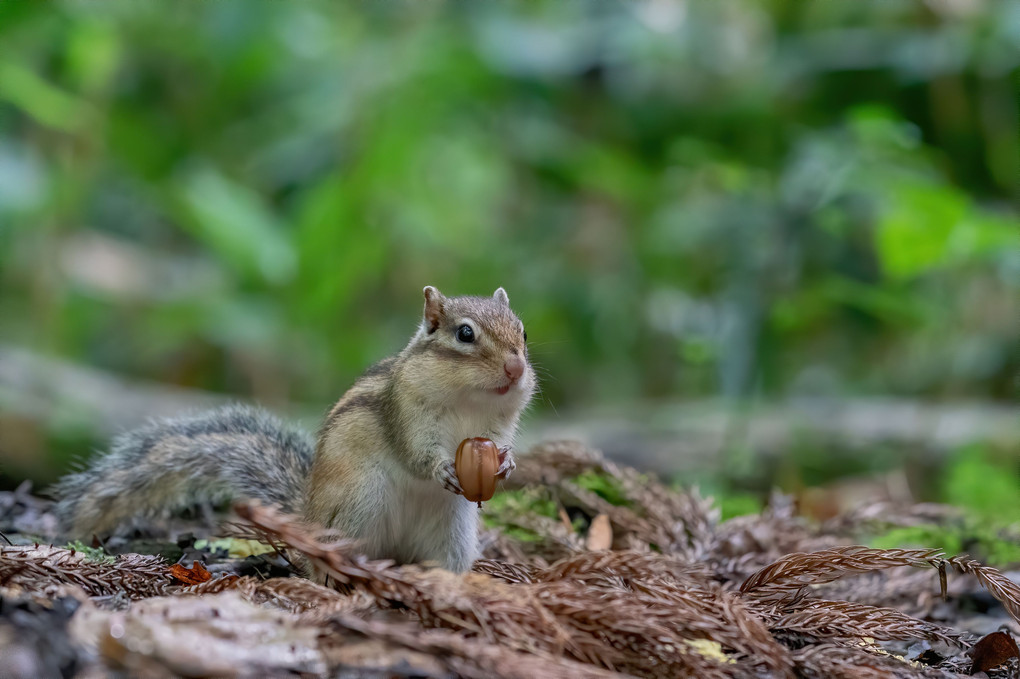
[{"left": 491, "top": 382, "right": 513, "bottom": 395}]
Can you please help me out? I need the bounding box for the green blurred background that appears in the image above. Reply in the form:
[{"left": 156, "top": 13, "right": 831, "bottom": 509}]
[{"left": 1, "top": 2, "right": 1018, "bottom": 514}]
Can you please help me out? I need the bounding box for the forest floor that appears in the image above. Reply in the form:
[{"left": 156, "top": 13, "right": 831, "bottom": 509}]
[{"left": 2, "top": 440, "right": 1019, "bottom": 678}]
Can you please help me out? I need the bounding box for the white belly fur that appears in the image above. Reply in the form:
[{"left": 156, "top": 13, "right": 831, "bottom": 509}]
[{"left": 363, "top": 405, "right": 498, "bottom": 568}]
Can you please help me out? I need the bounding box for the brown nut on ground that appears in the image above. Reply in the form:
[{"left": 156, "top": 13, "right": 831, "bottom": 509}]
[{"left": 455, "top": 438, "right": 499, "bottom": 505}]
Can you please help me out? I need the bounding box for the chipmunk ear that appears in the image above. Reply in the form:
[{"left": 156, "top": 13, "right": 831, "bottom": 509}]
[
  {"left": 423, "top": 286, "right": 446, "bottom": 333},
  {"left": 493, "top": 287, "right": 510, "bottom": 307}
]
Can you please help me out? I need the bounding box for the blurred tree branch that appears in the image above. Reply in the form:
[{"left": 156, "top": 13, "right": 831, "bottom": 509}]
[
  {"left": 3, "top": 344, "right": 1017, "bottom": 481},
  {"left": 527, "top": 398, "right": 1020, "bottom": 478},
  {"left": 0, "top": 345, "right": 229, "bottom": 437}
]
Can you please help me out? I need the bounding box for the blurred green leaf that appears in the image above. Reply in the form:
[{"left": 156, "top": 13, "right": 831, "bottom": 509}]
[
  {"left": 176, "top": 166, "right": 297, "bottom": 286},
  {"left": 948, "top": 211, "right": 1020, "bottom": 261},
  {"left": 718, "top": 493, "right": 762, "bottom": 521},
  {"left": 944, "top": 446, "right": 1020, "bottom": 523},
  {"left": 572, "top": 470, "right": 632, "bottom": 507},
  {"left": 0, "top": 61, "right": 92, "bottom": 132},
  {"left": 67, "top": 19, "right": 120, "bottom": 93},
  {"left": 875, "top": 182, "right": 968, "bottom": 280}
]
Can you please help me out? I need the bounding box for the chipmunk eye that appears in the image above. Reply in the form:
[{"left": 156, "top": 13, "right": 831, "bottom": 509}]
[
  {"left": 456, "top": 324, "right": 475, "bottom": 343},
  {"left": 523, "top": 329, "right": 528, "bottom": 342}
]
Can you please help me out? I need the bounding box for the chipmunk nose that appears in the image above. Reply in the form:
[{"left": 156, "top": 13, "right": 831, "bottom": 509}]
[{"left": 504, "top": 355, "right": 525, "bottom": 381}]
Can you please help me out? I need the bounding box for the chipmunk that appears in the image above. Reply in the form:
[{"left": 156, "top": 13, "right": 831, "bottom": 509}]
[{"left": 53, "top": 286, "right": 535, "bottom": 576}]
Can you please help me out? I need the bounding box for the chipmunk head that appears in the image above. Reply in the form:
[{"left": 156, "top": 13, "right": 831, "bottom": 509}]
[{"left": 407, "top": 285, "right": 535, "bottom": 412}]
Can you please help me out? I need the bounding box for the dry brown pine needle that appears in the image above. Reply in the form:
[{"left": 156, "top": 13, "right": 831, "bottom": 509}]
[
  {"left": 0, "top": 544, "right": 170, "bottom": 599},
  {"left": 533, "top": 549, "right": 712, "bottom": 587},
  {"left": 941, "top": 555, "right": 1020, "bottom": 625},
  {"left": 791, "top": 642, "right": 961, "bottom": 679},
  {"left": 741, "top": 546, "right": 1020, "bottom": 628},
  {"left": 769, "top": 599, "right": 964, "bottom": 647},
  {"left": 325, "top": 613, "right": 634, "bottom": 679},
  {"left": 740, "top": 546, "right": 944, "bottom": 602}
]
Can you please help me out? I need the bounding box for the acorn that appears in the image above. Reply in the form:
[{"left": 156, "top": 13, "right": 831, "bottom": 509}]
[{"left": 455, "top": 437, "right": 499, "bottom": 507}]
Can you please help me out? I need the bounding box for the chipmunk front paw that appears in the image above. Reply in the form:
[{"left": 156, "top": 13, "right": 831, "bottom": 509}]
[
  {"left": 497, "top": 446, "right": 516, "bottom": 480},
  {"left": 437, "top": 459, "right": 464, "bottom": 495}
]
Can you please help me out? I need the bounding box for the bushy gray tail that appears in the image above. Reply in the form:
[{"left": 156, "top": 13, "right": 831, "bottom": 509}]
[{"left": 52, "top": 404, "right": 314, "bottom": 537}]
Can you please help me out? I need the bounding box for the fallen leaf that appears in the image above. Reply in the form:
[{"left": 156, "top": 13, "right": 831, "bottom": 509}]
[
  {"left": 557, "top": 505, "right": 573, "bottom": 533},
  {"left": 586, "top": 514, "right": 612, "bottom": 551},
  {"left": 970, "top": 631, "right": 1020, "bottom": 673},
  {"left": 169, "top": 560, "right": 212, "bottom": 586}
]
